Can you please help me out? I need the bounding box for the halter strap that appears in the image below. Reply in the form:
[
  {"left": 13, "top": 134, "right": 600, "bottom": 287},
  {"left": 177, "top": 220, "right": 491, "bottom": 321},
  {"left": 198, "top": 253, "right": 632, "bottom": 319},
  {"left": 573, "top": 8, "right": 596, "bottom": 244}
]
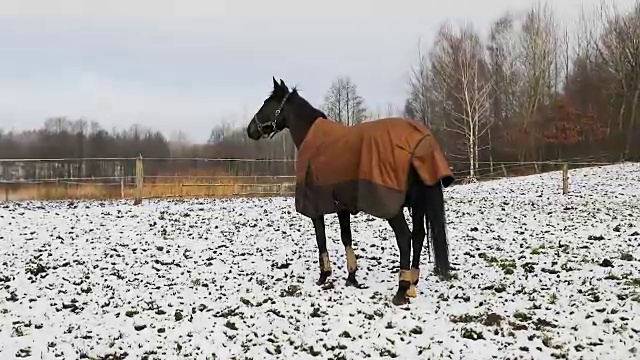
[{"left": 255, "top": 91, "right": 291, "bottom": 139}]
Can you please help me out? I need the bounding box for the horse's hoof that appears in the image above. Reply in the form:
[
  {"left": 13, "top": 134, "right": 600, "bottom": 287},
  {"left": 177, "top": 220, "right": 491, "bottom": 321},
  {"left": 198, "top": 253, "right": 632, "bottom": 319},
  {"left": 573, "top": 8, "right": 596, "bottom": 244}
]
[
  {"left": 346, "top": 279, "right": 369, "bottom": 289},
  {"left": 406, "top": 285, "right": 417, "bottom": 298},
  {"left": 437, "top": 272, "right": 453, "bottom": 281},
  {"left": 434, "top": 268, "right": 453, "bottom": 281},
  {"left": 321, "top": 280, "right": 335, "bottom": 290},
  {"left": 392, "top": 293, "right": 410, "bottom": 306},
  {"left": 345, "top": 272, "right": 360, "bottom": 287},
  {"left": 316, "top": 272, "right": 331, "bottom": 286}
]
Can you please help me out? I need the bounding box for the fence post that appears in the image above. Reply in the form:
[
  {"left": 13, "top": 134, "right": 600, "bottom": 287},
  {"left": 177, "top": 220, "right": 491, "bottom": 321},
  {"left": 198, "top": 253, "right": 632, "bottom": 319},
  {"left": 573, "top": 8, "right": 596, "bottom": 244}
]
[
  {"left": 562, "top": 163, "right": 568, "bottom": 195},
  {"left": 133, "top": 154, "right": 144, "bottom": 205},
  {"left": 120, "top": 178, "right": 125, "bottom": 200},
  {"left": 4, "top": 185, "right": 8, "bottom": 202}
]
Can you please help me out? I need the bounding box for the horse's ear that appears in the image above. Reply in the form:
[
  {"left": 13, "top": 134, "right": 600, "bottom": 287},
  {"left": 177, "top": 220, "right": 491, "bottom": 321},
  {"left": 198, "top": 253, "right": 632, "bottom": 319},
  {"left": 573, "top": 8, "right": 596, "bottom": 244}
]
[
  {"left": 272, "top": 76, "right": 279, "bottom": 90},
  {"left": 279, "top": 79, "right": 289, "bottom": 92}
]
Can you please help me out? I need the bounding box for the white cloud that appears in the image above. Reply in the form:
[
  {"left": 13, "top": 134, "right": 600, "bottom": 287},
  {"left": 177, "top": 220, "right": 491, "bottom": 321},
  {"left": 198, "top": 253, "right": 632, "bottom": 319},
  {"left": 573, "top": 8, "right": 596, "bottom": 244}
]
[
  {"left": 0, "top": 0, "right": 637, "bottom": 142},
  {"left": 0, "top": 0, "right": 549, "bottom": 18},
  {"left": 0, "top": 74, "right": 255, "bottom": 139}
]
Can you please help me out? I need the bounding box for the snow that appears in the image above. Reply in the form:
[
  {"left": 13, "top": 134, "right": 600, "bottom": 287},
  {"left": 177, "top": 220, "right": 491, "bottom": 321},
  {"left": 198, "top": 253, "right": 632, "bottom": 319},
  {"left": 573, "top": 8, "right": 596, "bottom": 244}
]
[{"left": 1, "top": 163, "right": 639, "bottom": 360}]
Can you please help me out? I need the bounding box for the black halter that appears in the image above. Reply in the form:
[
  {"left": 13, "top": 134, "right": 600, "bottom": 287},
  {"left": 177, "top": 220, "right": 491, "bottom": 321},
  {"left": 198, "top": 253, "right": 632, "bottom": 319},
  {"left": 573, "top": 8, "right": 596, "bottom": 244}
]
[{"left": 255, "top": 91, "right": 291, "bottom": 139}]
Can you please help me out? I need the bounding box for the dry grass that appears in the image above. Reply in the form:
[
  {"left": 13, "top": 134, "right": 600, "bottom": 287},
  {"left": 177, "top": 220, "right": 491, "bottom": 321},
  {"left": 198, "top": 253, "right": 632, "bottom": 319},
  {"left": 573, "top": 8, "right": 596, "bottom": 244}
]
[
  {"left": 0, "top": 162, "right": 586, "bottom": 202},
  {"left": 0, "top": 176, "right": 295, "bottom": 201}
]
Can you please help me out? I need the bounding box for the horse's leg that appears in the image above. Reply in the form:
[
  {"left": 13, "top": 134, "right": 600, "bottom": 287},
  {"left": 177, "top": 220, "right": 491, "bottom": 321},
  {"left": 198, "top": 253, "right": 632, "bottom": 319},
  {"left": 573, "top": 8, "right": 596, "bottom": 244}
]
[
  {"left": 407, "top": 206, "right": 425, "bottom": 298},
  {"left": 424, "top": 183, "right": 452, "bottom": 279},
  {"left": 312, "top": 215, "right": 332, "bottom": 285},
  {"left": 337, "top": 210, "right": 359, "bottom": 287},
  {"left": 387, "top": 210, "right": 412, "bottom": 306}
]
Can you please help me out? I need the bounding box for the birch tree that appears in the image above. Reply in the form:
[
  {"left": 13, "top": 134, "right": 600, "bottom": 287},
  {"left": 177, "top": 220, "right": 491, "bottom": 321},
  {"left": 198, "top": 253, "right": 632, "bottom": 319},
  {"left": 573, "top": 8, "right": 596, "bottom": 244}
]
[
  {"left": 322, "top": 76, "right": 367, "bottom": 126},
  {"left": 430, "top": 22, "right": 493, "bottom": 180}
]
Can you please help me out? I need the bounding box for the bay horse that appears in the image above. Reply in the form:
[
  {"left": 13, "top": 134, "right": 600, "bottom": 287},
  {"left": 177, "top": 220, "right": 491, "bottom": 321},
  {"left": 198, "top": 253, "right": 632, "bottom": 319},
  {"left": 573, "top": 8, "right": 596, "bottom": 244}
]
[{"left": 246, "top": 77, "right": 454, "bottom": 305}]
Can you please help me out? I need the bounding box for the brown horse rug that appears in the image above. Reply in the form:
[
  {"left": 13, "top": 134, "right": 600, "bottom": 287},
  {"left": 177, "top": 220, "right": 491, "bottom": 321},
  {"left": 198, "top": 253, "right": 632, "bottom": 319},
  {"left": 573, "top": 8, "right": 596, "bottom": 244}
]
[{"left": 295, "top": 117, "right": 455, "bottom": 219}]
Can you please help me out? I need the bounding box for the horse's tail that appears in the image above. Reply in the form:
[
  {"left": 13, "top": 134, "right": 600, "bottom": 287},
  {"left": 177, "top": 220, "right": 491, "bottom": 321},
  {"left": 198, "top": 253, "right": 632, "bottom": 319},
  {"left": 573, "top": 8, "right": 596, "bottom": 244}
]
[{"left": 423, "top": 182, "right": 450, "bottom": 278}]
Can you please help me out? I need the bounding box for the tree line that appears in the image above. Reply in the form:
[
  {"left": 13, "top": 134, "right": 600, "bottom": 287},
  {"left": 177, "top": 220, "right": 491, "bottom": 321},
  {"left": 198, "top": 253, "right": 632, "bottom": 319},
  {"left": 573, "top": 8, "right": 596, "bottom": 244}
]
[
  {"left": 404, "top": 2, "right": 640, "bottom": 178},
  {"left": 204, "top": 2, "right": 640, "bottom": 178},
  {"left": 1, "top": 2, "right": 638, "bottom": 181}
]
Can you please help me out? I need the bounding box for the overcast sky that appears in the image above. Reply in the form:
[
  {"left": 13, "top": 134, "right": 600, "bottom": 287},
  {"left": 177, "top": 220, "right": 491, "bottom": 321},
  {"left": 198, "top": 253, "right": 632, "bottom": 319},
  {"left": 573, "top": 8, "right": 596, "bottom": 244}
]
[{"left": 0, "top": 0, "right": 635, "bottom": 143}]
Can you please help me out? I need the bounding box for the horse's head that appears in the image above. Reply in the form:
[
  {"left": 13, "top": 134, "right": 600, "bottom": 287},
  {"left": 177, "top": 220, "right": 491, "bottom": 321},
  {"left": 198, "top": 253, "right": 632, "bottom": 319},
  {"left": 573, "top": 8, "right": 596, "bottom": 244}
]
[{"left": 247, "top": 77, "right": 292, "bottom": 140}]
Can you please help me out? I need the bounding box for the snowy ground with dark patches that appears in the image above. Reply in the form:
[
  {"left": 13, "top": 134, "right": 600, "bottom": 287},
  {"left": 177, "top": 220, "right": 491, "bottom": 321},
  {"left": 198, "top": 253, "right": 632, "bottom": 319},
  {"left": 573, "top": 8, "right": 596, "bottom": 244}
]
[{"left": 1, "top": 163, "right": 639, "bottom": 360}]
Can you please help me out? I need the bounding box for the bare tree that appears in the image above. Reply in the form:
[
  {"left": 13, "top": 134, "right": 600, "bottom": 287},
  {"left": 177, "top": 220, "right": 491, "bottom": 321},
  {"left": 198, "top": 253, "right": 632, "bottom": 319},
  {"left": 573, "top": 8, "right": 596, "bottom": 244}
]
[
  {"left": 488, "top": 13, "right": 526, "bottom": 127},
  {"left": 517, "top": 3, "right": 562, "bottom": 127},
  {"left": 207, "top": 123, "right": 233, "bottom": 146},
  {"left": 486, "top": 12, "right": 527, "bottom": 170},
  {"left": 169, "top": 130, "right": 192, "bottom": 157},
  {"left": 487, "top": 3, "right": 564, "bottom": 165},
  {"left": 368, "top": 104, "right": 383, "bottom": 119},
  {"left": 44, "top": 117, "right": 71, "bottom": 134},
  {"left": 430, "top": 21, "right": 494, "bottom": 180},
  {"left": 322, "top": 76, "right": 367, "bottom": 126},
  {"left": 589, "top": 1, "right": 640, "bottom": 159},
  {"left": 383, "top": 102, "right": 399, "bottom": 117},
  {"left": 406, "top": 43, "right": 434, "bottom": 127}
]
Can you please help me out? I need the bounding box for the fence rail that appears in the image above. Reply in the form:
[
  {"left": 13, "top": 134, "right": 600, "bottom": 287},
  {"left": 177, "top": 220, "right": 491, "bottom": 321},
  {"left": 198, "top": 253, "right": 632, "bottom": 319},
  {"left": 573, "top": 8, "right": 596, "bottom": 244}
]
[{"left": 0, "top": 153, "right": 621, "bottom": 202}]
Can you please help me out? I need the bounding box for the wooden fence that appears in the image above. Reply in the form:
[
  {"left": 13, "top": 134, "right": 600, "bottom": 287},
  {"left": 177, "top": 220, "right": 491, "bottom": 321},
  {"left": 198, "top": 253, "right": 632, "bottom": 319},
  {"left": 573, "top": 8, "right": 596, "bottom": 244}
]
[{"left": 0, "top": 154, "right": 619, "bottom": 203}]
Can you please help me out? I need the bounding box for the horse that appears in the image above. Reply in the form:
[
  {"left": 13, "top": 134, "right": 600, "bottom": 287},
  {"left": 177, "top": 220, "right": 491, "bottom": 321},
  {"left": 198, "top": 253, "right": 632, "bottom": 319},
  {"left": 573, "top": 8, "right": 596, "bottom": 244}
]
[{"left": 246, "top": 77, "right": 454, "bottom": 305}]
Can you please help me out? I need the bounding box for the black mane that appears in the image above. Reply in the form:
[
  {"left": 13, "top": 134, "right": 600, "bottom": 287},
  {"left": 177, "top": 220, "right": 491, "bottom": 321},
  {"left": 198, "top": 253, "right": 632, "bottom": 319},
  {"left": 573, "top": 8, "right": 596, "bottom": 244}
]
[
  {"left": 289, "top": 87, "right": 328, "bottom": 120},
  {"left": 268, "top": 84, "right": 328, "bottom": 120}
]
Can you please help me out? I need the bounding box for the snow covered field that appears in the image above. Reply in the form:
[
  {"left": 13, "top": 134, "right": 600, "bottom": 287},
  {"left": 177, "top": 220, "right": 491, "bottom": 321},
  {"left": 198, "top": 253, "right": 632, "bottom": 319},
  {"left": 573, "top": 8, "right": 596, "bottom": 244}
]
[{"left": 1, "top": 163, "right": 639, "bottom": 360}]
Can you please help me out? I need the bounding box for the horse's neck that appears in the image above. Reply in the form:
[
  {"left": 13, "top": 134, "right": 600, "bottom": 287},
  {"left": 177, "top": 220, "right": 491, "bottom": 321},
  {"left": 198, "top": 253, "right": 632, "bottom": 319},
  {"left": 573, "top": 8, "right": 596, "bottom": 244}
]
[
  {"left": 289, "top": 118, "right": 315, "bottom": 150},
  {"left": 287, "top": 103, "right": 322, "bottom": 149}
]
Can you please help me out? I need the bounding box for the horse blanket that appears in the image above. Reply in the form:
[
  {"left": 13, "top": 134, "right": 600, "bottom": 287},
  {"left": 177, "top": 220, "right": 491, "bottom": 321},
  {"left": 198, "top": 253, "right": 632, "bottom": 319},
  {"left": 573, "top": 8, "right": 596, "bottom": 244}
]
[{"left": 295, "top": 117, "right": 455, "bottom": 219}]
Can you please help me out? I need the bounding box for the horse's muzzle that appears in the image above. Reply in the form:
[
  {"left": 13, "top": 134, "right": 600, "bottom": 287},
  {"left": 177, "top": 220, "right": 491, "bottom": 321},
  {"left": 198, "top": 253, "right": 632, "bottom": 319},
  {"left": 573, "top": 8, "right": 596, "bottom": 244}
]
[{"left": 247, "top": 121, "right": 261, "bottom": 140}]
